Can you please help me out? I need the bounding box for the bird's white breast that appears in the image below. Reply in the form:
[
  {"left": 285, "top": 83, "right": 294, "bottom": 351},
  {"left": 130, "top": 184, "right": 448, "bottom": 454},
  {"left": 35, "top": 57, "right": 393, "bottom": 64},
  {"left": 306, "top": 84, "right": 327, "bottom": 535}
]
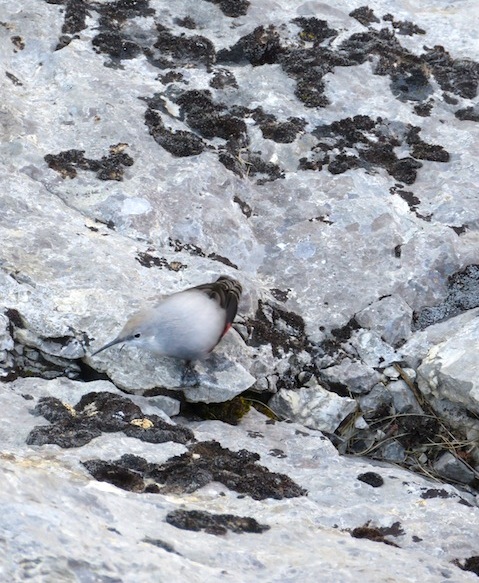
[{"left": 145, "top": 290, "right": 226, "bottom": 360}]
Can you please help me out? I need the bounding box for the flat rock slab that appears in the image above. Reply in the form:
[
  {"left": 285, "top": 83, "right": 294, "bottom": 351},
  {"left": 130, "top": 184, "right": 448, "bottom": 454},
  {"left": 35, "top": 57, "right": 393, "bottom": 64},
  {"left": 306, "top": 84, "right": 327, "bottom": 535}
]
[{"left": 0, "top": 377, "right": 477, "bottom": 581}]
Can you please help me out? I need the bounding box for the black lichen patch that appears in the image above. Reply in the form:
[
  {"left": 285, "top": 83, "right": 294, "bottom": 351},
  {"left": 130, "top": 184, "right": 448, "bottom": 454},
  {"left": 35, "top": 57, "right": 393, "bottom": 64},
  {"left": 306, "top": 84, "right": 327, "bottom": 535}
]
[
  {"left": 247, "top": 300, "right": 309, "bottom": 358},
  {"left": 420, "top": 488, "right": 474, "bottom": 506},
  {"left": 136, "top": 250, "right": 187, "bottom": 272},
  {"left": 92, "top": 32, "right": 142, "bottom": 60},
  {"left": 176, "top": 90, "right": 247, "bottom": 141},
  {"left": 454, "top": 556, "right": 479, "bottom": 576},
  {"left": 5, "top": 308, "right": 26, "bottom": 331},
  {"left": 206, "top": 253, "right": 238, "bottom": 269},
  {"left": 245, "top": 301, "right": 320, "bottom": 393},
  {"left": 174, "top": 16, "right": 196, "bottom": 30},
  {"left": 413, "top": 264, "right": 479, "bottom": 330},
  {"left": 11, "top": 35, "right": 25, "bottom": 51},
  {"left": 413, "top": 101, "right": 433, "bottom": 117},
  {"left": 327, "top": 317, "right": 361, "bottom": 348},
  {"left": 270, "top": 288, "right": 289, "bottom": 303},
  {"left": 83, "top": 457, "right": 147, "bottom": 491},
  {"left": 219, "top": 147, "right": 284, "bottom": 183},
  {"left": 26, "top": 391, "right": 193, "bottom": 448},
  {"left": 293, "top": 17, "right": 338, "bottom": 45},
  {"left": 358, "top": 472, "right": 384, "bottom": 487},
  {"left": 6, "top": 72, "right": 23, "bottom": 86},
  {"left": 350, "top": 521, "right": 404, "bottom": 547},
  {"left": 202, "top": 0, "right": 250, "bottom": 18},
  {"left": 151, "top": 24, "right": 215, "bottom": 68},
  {"left": 455, "top": 106, "right": 479, "bottom": 122},
  {"left": 50, "top": 0, "right": 153, "bottom": 52},
  {"left": 96, "top": 0, "right": 155, "bottom": 26},
  {"left": 167, "top": 238, "right": 238, "bottom": 268},
  {"left": 217, "top": 25, "right": 283, "bottom": 66},
  {"left": 409, "top": 143, "right": 450, "bottom": 163},
  {"left": 142, "top": 538, "right": 180, "bottom": 554},
  {"left": 349, "top": 7, "right": 380, "bottom": 26},
  {"left": 159, "top": 71, "right": 184, "bottom": 84},
  {"left": 166, "top": 509, "right": 270, "bottom": 535},
  {"left": 168, "top": 238, "right": 207, "bottom": 257},
  {"left": 233, "top": 196, "right": 252, "bottom": 218},
  {"left": 450, "top": 225, "right": 468, "bottom": 236},
  {"left": 62, "top": 0, "right": 89, "bottom": 35},
  {"left": 44, "top": 144, "right": 134, "bottom": 180},
  {"left": 144, "top": 108, "right": 206, "bottom": 156},
  {"left": 143, "top": 91, "right": 275, "bottom": 174},
  {"left": 84, "top": 440, "right": 306, "bottom": 499},
  {"left": 209, "top": 68, "right": 238, "bottom": 89},
  {"left": 390, "top": 187, "right": 432, "bottom": 221},
  {"left": 91, "top": 1, "right": 154, "bottom": 58},
  {"left": 420, "top": 487, "right": 455, "bottom": 500},
  {"left": 392, "top": 188, "right": 420, "bottom": 209},
  {"left": 259, "top": 117, "right": 306, "bottom": 143},
  {"left": 284, "top": 25, "right": 442, "bottom": 108},
  {"left": 423, "top": 45, "right": 479, "bottom": 100},
  {"left": 304, "top": 116, "right": 449, "bottom": 184},
  {"left": 278, "top": 28, "right": 340, "bottom": 109},
  {"left": 382, "top": 14, "right": 425, "bottom": 36}
]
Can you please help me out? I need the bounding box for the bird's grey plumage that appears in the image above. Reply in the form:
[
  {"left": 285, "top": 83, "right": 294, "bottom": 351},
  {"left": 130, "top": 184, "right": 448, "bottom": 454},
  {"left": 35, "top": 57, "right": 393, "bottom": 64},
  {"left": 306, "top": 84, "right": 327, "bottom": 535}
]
[{"left": 92, "top": 276, "right": 242, "bottom": 361}]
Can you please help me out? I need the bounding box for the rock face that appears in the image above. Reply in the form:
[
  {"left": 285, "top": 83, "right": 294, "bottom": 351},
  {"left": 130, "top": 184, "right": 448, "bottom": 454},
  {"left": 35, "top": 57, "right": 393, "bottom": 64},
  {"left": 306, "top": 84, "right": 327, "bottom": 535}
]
[
  {"left": 1, "top": 0, "right": 479, "bottom": 579},
  {"left": 269, "top": 382, "right": 357, "bottom": 433},
  {"left": 1, "top": 377, "right": 478, "bottom": 582}
]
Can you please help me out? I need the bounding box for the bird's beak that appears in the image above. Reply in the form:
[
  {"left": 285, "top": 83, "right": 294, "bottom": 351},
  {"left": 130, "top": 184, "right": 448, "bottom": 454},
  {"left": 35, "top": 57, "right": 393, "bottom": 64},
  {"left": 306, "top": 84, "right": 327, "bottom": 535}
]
[{"left": 91, "top": 336, "right": 126, "bottom": 356}]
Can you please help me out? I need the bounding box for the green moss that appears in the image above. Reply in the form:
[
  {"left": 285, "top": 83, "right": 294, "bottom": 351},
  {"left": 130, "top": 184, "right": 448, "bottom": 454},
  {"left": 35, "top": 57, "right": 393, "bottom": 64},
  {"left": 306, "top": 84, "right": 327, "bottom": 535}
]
[{"left": 188, "top": 396, "right": 251, "bottom": 425}]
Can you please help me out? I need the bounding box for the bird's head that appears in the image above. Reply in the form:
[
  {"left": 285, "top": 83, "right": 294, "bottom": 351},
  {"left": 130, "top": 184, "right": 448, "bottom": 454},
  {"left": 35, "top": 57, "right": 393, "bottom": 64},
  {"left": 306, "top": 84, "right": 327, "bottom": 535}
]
[{"left": 91, "top": 310, "right": 155, "bottom": 356}]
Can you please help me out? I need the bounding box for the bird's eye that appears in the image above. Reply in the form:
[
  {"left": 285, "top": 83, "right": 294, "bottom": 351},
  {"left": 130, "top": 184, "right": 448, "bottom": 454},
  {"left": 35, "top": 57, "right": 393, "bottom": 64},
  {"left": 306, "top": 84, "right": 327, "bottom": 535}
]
[{"left": 134, "top": 333, "right": 141, "bottom": 338}]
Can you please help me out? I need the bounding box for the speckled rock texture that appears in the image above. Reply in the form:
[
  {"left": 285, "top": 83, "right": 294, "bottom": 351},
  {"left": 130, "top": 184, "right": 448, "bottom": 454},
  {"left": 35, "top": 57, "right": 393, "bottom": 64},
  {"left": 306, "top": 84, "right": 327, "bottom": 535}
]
[{"left": 1, "top": 0, "right": 479, "bottom": 580}]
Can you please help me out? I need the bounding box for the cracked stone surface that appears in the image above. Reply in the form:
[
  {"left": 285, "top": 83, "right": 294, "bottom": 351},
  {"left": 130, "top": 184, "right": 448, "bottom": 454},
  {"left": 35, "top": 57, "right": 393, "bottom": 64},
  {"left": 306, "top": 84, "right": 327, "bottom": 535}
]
[{"left": 1, "top": 0, "right": 479, "bottom": 580}]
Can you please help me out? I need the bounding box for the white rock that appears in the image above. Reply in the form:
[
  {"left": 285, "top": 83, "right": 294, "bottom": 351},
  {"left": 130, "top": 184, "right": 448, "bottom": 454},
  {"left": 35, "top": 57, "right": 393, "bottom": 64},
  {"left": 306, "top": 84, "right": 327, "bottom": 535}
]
[
  {"left": 355, "top": 295, "right": 413, "bottom": 346},
  {"left": 0, "top": 377, "right": 477, "bottom": 582},
  {"left": 402, "top": 308, "right": 479, "bottom": 369},
  {"left": 345, "top": 329, "right": 401, "bottom": 368},
  {"left": 417, "top": 316, "right": 479, "bottom": 414},
  {"left": 269, "top": 383, "right": 357, "bottom": 433},
  {"left": 388, "top": 380, "right": 423, "bottom": 414},
  {"left": 321, "top": 359, "right": 382, "bottom": 395},
  {"left": 434, "top": 451, "right": 476, "bottom": 485}
]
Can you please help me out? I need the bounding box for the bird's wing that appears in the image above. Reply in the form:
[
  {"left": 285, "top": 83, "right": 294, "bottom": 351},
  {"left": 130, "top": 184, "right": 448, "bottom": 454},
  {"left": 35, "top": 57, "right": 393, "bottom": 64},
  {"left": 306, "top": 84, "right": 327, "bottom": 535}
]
[{"left": 192, "top": 276, "right": 242, "bottom": 334}]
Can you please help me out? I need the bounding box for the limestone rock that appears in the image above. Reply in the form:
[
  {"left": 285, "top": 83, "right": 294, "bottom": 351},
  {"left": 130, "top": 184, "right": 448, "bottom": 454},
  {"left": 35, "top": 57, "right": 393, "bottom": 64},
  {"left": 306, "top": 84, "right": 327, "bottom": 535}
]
[
  {"left": 0, "top": 377, "right": 477, "bottom": 582},
  {"left": 321, "top": 359, "right": 382, "bottom": 395},
  {"left": 433, "top": 452, "right": 476, "bottom": 485},
  {"left": 355, "top": 295, "right": 413, "bottom": 346},
  {"left": 269, "top": 383, "right": 357, "bottom": 433},
  {"left": 417, "top": 316, "right": 479, "bottom": 414}
]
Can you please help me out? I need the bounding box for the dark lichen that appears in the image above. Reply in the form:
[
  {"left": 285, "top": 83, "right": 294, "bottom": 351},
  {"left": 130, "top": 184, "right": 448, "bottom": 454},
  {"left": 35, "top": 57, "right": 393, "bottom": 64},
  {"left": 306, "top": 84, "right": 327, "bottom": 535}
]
[
  {"left": 165, "top": 509, "right": 270, "bottom": 535},
  {"left": 27, "top": 392, "right": 194, "bottom": 448},
  {"left": 413, "top": 265, "right": 479, "bottom": 330},
  {"left": 182, "top": 396, "right": 251, "bottom": 425},
  {"left": 44, "top": 145, "right": 134, "bottom": 180},
  {"left": 358, "top": 472, "right": 384, "bottom": 487},
  {"left": 84, "top": 440, "right": 306, "bottom": 499},
  {"left": 350, "top": 521, "right": 404, "bottom": 547}
]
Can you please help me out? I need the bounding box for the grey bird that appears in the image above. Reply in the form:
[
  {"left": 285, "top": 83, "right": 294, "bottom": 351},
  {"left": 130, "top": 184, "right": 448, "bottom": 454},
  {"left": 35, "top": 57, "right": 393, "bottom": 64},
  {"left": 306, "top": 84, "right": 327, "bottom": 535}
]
[{"left": 91, "top": 276, "right": 242, "bottom": 364}]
